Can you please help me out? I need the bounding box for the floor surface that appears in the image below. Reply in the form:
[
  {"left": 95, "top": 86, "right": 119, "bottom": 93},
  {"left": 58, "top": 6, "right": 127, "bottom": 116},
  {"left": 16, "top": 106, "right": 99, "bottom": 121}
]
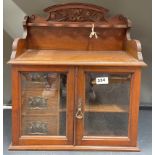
[{"left": 3, "top": 109, "right": 152, "bottom": 155}]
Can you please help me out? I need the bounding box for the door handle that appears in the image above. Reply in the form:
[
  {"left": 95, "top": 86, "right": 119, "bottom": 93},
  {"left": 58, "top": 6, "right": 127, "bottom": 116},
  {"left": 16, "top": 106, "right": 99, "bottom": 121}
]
[{"left": 75, "top": 98, "right": 83, "bottom": 119}]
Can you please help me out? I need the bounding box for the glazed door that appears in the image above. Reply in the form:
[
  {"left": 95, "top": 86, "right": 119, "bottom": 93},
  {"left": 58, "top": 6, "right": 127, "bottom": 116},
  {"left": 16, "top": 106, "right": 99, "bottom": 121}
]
[
  {"left": 12, "top": 66, "right": 74, "bottom": 146},
  {"left": 75, "top": 67, "right": 141, "bottom": 146}
]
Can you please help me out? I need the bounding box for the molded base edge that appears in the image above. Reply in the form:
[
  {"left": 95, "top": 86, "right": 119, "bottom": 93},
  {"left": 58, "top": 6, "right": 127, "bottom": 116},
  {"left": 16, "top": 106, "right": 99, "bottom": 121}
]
[{"left": 9, "top": 144, "right": 140, "bottom": 151}]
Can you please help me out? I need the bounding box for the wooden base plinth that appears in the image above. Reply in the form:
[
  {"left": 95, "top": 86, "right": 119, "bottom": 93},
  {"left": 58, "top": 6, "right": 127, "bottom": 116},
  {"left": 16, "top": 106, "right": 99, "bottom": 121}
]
[{"left": 9, "top": 144, "right": 140, "bottom": 151}]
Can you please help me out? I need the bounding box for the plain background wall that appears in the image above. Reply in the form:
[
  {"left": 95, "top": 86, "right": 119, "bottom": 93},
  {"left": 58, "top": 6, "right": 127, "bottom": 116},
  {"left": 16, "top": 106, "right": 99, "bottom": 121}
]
[{"left": 3, "top": 0, "right": 152, "bottom": 106}]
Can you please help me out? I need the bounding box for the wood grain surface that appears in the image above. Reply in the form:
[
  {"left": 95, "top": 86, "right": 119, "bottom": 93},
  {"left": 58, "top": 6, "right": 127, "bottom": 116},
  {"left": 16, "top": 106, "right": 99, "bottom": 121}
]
[{"left": 9, "top": 50, "right": 146, "bottom": 66}]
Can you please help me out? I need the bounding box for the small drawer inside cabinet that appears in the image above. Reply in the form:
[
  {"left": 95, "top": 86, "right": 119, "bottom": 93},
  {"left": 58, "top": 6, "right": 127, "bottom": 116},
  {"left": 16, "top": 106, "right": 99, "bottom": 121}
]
[
  {"left": 21, "top": 72, "right": 60, "bottom": 91},
  {"left": 22, "top": 115, "right": 59, "bottom": 136},
  {"left": 22, "top": 90, "right": 60, "bottom": 115}
]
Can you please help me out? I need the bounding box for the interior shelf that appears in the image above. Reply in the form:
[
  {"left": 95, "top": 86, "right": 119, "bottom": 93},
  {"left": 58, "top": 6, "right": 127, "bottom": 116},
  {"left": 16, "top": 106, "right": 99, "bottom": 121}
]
[
  {"left": 21, "top": 113, "right": 61, "bottom": 116},
  {"left": 59, "top": 104, "right": 128, "bottom": 113},
  {"left": 85, "top": 103, "right": 128, "bottom": 113}
]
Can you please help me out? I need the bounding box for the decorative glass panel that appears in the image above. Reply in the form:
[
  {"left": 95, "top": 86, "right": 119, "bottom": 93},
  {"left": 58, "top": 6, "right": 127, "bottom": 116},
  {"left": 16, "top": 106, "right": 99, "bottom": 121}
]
[
  {"left": 84, "top": 72, "right": 131, "bottom": 136},
  {"left": 21, "top": 72, "right": 67, "bottom": 136}
]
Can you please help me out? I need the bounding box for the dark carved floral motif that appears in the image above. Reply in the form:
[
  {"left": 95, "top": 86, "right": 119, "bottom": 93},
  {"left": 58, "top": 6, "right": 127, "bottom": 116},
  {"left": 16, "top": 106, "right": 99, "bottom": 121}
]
[
  {"left": 26, "top": 3, "right": 128, "bottom": 25},
  {"left": 26, "top": 121, "right": 48, "bottom": 135},
  {"left": 22, "top": 72, "right": 58, "bottom": 88},
  {"left": 48, "top": 9, "right": 107, "bottom": 22},
  {"left": 22, "top": 72, "right": 49, "bottom": 82},
  {"left": 28, "top": 96, "right": 48, "bottom": 109}
]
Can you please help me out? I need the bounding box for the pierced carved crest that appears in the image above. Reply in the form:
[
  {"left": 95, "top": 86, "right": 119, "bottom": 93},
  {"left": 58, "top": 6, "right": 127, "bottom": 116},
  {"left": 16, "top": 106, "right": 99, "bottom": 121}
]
[
  {"left": 25, "top": 3, "right": 129, "bottom": 26},
  {"left": 46, "top": 8, "right": 107, "bottom": 22},
  {"left": 44, "top": 3, "right": 108, "bottom": 22}
]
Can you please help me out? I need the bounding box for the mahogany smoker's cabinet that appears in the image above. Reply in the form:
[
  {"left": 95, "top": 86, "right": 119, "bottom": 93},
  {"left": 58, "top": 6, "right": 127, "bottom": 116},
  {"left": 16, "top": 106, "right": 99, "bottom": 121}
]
[{"left": 8, "top": 3, "right": 146, "bottom": 151}]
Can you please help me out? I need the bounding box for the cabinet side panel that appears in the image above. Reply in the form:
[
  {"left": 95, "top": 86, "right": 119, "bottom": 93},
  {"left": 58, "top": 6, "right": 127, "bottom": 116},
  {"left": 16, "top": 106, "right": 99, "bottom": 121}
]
[
  {"left": 11, "top": 66, "right": 21, "bottom": 145},
  {"left": 129, "top": 69, "right": 141, "bottom": 146}
]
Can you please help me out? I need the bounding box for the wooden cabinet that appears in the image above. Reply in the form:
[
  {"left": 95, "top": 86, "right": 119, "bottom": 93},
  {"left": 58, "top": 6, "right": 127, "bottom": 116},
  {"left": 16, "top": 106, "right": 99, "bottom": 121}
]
[{"left": 8, "top": 3, "right": 146, "bottom": 151}]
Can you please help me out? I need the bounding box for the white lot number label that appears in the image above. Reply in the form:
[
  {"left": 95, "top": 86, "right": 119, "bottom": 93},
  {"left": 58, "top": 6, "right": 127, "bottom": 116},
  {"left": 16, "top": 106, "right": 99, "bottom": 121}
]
[{"left": 96, "top": 77, "right": 109, "bottom": 84}]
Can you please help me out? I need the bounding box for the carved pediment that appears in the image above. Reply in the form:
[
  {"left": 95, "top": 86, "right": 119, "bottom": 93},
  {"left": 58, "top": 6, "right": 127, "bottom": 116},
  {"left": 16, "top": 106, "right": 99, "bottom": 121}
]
[
  {"left": 25, "top": 3, "right": 130, "bottom": 27},
  {"left": 44, "top": 3, "right": 109, "bottom": 22}
]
